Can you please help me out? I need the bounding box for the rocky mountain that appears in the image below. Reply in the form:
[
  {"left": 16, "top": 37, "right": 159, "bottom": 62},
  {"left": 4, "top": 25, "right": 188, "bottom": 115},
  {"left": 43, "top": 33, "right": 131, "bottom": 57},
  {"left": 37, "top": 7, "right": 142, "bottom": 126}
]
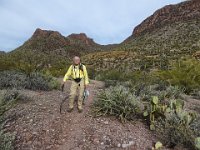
[
  {"left": 10, "top": 28, "right": 104, "bottom": 63},
  {"left": 84, "top": 0, "right": 200, "bottom": 71},
  {"left": 67, "top": 33, "right": 98, "bottom": 46},
  {"left": 131, "top": 0, "right": 200, "bottom": 37},
  {"left": 23, "top": 28, "right": 70, "bottom": 51},
  {"left": 8, "top": 27, "right": 119, "bottom": 67},
  {"left": 3, "top": 0, "right": 200, "bottom": 72}
]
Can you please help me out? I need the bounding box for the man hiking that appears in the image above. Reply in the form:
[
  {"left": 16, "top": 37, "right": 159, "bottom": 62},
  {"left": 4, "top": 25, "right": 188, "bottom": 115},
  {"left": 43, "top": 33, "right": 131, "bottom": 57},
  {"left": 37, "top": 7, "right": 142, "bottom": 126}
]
[{"left": 62, "top": 56, "right": 89, "bottom": 113}]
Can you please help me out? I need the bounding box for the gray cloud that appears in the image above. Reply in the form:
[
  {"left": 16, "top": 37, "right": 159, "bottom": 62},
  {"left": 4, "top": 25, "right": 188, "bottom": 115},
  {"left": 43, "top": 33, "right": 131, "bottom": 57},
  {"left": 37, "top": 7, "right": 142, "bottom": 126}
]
[{"left": 0, "top": 0, "right": 183, "bottom": 51}]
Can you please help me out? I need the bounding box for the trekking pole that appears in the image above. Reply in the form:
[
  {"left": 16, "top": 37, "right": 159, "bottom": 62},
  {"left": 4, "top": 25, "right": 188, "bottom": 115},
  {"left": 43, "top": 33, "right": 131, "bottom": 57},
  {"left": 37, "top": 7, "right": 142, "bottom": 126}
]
[
  {"left": 83, "top": 88, "right": 90, "bottom": 105},
  {"left": 60, "top": 83, "right": 68, "bottom": 114}
]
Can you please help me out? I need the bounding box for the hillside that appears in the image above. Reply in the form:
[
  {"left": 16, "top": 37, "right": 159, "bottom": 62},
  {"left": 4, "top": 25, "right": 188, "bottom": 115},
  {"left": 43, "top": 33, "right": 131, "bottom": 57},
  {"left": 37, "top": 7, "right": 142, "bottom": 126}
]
[
  {"left": 1, "top": 0, "right": 200, "bottom": 72},
  {"left": 10, "top": 28, "right": 104, "bottom": 62},
  {"left": 0, "top": 51, "right": 5, "bottom": 54},
  {"left": 84, "top": 0, "right": 200, "bottom": 71},
  {"left": 131, "top": 0, "right": 200, "bottom": 37}
]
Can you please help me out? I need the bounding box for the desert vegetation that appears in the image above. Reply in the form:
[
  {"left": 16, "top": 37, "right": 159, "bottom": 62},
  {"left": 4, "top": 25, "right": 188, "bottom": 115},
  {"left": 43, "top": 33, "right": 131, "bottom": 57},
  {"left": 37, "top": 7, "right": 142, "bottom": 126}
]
[
  {"left": 0, "top": 90, "right": 32, "bottom": 150},
  {"left": 92, "top": 58, "right": 200, "bottom": 149},
  {"left": 0, "top": 1, "right": 200, "bottom": 149}
]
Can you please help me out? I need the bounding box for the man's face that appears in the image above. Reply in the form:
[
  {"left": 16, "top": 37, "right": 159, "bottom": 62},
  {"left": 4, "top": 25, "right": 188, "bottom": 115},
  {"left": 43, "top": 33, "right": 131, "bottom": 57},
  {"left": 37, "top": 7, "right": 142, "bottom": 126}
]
[{"left": 73, "top": 56, "right": 80, "bottom": 65}]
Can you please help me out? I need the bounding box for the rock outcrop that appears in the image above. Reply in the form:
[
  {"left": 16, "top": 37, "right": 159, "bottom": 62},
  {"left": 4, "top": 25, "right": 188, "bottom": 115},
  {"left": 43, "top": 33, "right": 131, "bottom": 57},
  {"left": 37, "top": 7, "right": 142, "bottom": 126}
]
[
  {"left": 67, "top": 33, "right": 97, "bottom": 46},
  {"left": 13, "top": 28, "right": 102, "bottom": 60},
  {"left": 24, "top": 28, "right": 70, "bottom": 52},
  {"left": 132, "top": 0, "right": 200, "bottom": 37}
]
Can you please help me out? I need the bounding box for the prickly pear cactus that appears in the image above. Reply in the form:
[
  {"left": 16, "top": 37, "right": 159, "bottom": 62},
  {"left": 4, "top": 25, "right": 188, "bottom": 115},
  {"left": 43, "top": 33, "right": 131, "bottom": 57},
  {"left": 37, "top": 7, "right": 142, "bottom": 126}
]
[
  {"left": 152, "top": 96, "right": 159, "bottom": 105},
  {"left": 152, "top": 141, "right": 163, "bottom": 150},
  {"left": 195, "top": 137, "right": 200, "bottom": 150}
]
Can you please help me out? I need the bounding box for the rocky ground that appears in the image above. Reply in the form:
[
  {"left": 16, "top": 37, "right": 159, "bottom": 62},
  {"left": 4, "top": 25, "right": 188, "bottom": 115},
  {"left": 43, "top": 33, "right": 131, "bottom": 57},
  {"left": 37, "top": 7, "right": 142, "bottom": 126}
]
[{"left": 2, "top": 80, "right": 175, "bottom": 150}]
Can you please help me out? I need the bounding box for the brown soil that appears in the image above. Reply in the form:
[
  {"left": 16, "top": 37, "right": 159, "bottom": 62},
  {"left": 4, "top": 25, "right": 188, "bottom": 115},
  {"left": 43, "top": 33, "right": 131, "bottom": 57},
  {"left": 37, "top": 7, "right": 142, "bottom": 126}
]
[{"left": 3, "top": 80, "right": 159, "bottom": 150}]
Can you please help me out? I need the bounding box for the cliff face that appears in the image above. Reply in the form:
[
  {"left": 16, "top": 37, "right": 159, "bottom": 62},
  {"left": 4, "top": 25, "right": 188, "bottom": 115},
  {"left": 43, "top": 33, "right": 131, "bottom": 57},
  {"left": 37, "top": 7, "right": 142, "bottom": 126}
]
[
  {"left": 67, "top": 33, "right": 97, "bottom": 46},
  {"left": 23, "top": 28, "right": 70, "bottom": 52},
  {"left": 132, "top": 0, "right": 200, "bottom": 37}
]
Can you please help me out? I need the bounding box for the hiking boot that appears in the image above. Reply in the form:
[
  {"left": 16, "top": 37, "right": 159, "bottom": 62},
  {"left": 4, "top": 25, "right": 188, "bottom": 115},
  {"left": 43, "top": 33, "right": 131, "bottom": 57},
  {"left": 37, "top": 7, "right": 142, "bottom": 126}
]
[
  {"left": 78, "top": 108, "right": 83, "bottom": 113},
  {"left": 68, "top": 108, "right": 73, "bottom": 113}
]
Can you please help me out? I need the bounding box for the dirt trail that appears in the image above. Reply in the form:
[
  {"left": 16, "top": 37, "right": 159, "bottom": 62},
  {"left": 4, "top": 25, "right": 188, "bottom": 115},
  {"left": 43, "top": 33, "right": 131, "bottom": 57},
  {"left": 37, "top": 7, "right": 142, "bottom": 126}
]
[{"left": 4, "top": 80, "right": 157, "bottom": 150}]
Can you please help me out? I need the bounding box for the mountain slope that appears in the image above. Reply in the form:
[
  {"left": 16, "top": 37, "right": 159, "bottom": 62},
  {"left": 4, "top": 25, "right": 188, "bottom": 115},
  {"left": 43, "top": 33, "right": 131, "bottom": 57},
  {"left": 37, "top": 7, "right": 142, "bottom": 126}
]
[
  {"left": 84, "top": 0, "right": 200, "bottom": 71},
  {"left": 12, "top": 28, "right": 103, "bottom": 60},
  {"left": 3, "top": 0, "right": 200, "bottom": 72},
  {"left": 131, "top": 0, "right": 200, "bottom": 37},
  {"left": 0, "top": 51, "right": 6, "bottom": 55}
]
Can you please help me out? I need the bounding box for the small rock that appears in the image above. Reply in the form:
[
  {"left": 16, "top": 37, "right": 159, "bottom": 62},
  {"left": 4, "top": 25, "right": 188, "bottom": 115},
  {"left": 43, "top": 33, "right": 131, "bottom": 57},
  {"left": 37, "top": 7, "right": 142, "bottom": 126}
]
[
  {"left": 122, "top": 141, "right": 134, "bottom": 148},
  {"left": 33, "top": 132, "right": 38, "bottom": 135},
  {"left": 46, "top": 145, "right": 52, "bottom": 149},
  {"left": 104, "top": 121, "right": 109, "bottom": 125},
  {"left": 93, "top": 138, "right": 99, "bottom": 144},
  {"left": 117, "top": 143, "right": 121, "bottom": 147},
  {"left": 5, "top": 124, "right": 10, "bottom": 127}
]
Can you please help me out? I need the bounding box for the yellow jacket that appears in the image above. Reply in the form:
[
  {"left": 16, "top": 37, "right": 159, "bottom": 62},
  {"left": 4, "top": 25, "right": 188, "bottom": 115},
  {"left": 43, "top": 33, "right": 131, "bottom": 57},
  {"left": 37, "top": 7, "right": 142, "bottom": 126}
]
[{"left": 63, "top": 64, "right": 89, "bottom": 85}]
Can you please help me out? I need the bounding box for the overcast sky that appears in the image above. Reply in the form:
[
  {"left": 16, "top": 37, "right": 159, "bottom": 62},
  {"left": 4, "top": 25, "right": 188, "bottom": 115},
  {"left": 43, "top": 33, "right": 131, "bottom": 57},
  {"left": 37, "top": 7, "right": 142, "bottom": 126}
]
[{"left": 0, "top": 0, "right": 183, "bottom": 51}]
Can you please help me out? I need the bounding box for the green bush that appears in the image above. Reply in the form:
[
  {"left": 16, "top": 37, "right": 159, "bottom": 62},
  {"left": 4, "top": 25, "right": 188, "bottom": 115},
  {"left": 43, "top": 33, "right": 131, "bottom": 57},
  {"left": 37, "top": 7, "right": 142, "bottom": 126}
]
[
  {"left": 157, "top": 59, "right": 200, "bottom": 94},
  {"left": 96, "top": 70, "right": 159, "bottom": 88},
  {"left": 0, "top": 90, "right": 27, "bottom": 150},
  {"left": 86, "top": 66, "right": 96, "bottom": 80},
  {"left": 0, "top": 90, "right": 30, "bottom": 116},
  {"left": 25, "top": 72, "right": 59, "bottom": 90},
  {"left": 0, "top": 130, "right": 15, "bottom": 150},
  {"left": 0, "top": 71, "right": 59, "bottom": 91},
  {"left": 92, "top": 85, "right": 142, "bottom": 122},
  {"left": 156, "top": 112, "right": 200, "bottom": 149},
  {"left": 95, "top": 70, "right": 124, "bottom": 81},
  {"left": 130, "top": 82, "right": 183, "bottom": 102}
]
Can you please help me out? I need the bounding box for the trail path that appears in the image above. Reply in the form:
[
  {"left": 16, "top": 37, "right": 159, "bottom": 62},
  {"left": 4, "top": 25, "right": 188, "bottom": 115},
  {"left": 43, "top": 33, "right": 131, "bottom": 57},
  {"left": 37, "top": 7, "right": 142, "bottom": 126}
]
[{"left": 4, "top": 80, "right": 157, "bottom": 150}]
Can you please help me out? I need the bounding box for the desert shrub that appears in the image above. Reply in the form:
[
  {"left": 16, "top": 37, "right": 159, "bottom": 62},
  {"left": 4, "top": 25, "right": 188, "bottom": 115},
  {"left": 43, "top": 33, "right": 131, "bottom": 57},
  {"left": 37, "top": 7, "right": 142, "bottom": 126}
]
[
  {"left": 0, "top": 71, "right": 27, "bottom": 89},
  {"left": 25, "top": 72, "right": 59, "bottom": 90},
  {"left": 0, "top": 90, "right": 26, "bottom": 150},
  {"left": 96, "top": 70, "right": 124, "bottom": 81},
  {"left": 96, "top": 70, "right": 159, "bottom": 88},
  {"left": 0, "top": 90, "right": 30, "bottom": 116},
  {"left": 0, "top": 89, "right": 32, "bottom": 150},
  {"left": 0, "top": 71, "right": 59, "bottom": 91},
  {"left": 0, "top": 56, "right": 15, "bottom": 71},
  {"left": 141, "top": 95, "right": 200, "bottom": 149},
  {"left": 156, "top": 112, "right": 200, "bottom": 149},
  {"left": 191, "top": 90, "right": 200, "bottom": 100},
  {"left": 92, "top": 85, "right": 142, "bottom": 122},
  {"left": 0, "top": 129, "right": 15, "bottom": 150},
  {"left": 157, "top": 59, "right": 200, "bottom": 94},
  {"left": 86, "top": 67, "right": 97, "bottom": 80},
  {"left": 130, "top": 82, "right": 183, "bottom": 102}
]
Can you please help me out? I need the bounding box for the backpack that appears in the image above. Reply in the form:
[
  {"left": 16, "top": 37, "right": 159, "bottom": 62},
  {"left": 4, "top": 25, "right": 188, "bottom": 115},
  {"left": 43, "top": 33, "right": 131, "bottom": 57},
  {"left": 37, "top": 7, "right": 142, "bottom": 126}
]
[{"left": 72, "top": 63, "right": 83, "bottom": 72}]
